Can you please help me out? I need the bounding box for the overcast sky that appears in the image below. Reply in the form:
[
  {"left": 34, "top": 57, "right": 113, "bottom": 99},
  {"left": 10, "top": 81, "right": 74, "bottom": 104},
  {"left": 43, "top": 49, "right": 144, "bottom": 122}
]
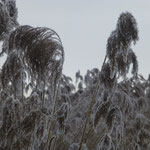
[{"left": 16, "top": 0, "right": 150, "bottom": 80}]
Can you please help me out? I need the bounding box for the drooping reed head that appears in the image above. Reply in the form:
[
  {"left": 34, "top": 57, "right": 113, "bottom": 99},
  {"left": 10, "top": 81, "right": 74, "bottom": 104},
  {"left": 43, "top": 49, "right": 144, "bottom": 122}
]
[
  {"left": 107, "top": 12, "right": 139, "bottom": 78},
  {"left": 0, "top": 0, "right": 18, "bottom": 40},
  {"left": 6, "top": 25, "right": 64, "bottom": 81},
  {"left": 117, "top": 12, "right": 139, "bottom": 43}
]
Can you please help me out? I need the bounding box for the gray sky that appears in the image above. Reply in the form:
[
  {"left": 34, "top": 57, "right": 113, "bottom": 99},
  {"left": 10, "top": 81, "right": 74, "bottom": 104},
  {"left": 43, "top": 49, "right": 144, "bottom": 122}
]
[{"left": 16, "top": 0, "right": 150, "bottom": 80}]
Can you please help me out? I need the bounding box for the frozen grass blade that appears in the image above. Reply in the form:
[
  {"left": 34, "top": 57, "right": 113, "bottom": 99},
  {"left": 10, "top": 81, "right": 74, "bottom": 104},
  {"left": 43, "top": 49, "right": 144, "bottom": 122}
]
[{"left": 78, "top": 54, "right": 107, "bottom": 150}]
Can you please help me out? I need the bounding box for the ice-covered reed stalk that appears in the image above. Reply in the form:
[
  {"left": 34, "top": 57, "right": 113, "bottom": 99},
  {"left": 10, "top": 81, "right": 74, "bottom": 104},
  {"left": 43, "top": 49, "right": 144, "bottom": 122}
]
[{"left": 78, "top": 11, "right": 139, "bottom": 150}]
